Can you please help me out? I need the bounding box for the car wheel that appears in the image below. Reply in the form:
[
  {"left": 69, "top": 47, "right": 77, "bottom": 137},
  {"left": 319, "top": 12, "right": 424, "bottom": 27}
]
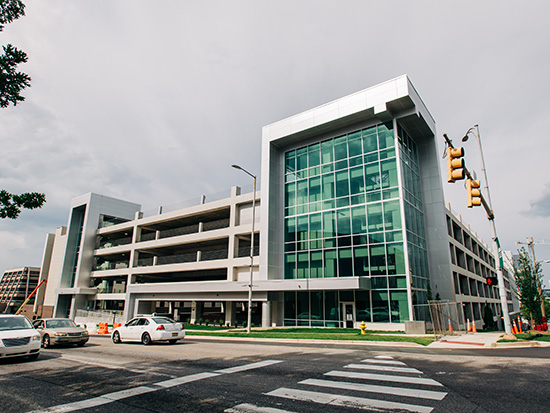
[
  {"left": 27, "top": 353, "right": 40, "bottom": 360},
  {"left": 168, "top": 339, "right": 178, "bottom": 344},
  {"left": 42, "top": 334, "right": 50, "bottom": 349},
  {"left": 141, "top": 332, "right": 152, "bottom": 345},
  {"left": 112, "top": 331, "right": 121, "bottom": 344}
]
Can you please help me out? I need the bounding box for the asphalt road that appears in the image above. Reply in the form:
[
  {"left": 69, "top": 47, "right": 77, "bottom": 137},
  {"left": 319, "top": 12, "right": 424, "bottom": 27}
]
[{"left": 1, "top": 335, "right": 549, "bottom": 412}]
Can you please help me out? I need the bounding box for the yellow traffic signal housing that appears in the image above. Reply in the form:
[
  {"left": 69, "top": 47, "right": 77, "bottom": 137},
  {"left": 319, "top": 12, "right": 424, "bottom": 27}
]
[
  {"left": 447, "top": 147, "right": 465, "bottom": 183},
  {"left": 467, "top": 179, "right": 481, "bottom": 208}
]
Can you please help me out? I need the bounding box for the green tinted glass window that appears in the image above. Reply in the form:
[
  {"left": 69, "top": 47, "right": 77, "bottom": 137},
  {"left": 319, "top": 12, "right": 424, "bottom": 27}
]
[
  {"left": 284, "top": 254, "right": 296, "bottom": 279},
  {"left": 285, "top": 217, "right": 296, "bottom": 243},
  {"left": 372, "top": 291, "right": 389, "bottom": 322},
  {"left": 378, "top": 123, "right": 394, "bottom": 149},
  {"left": 285, "top": 183, "right": 295, "bottom": 207},
  {"left": 387, "top": 242, "right": 405, "bottom": 275},
  {"left": 334, "top": 136, "right": 347, "bottom": 161},
  {"left": 297, "top": 252, "right": 308, "bottom": 279},
  {"left": 335, "top": 170, "right": 349, "bottom": 197},
  {"left": 296, "top": 179, "right": 307, "bottom": 205},
  {"left": 349, "top": 166, "right": 364, "bottom": 195},
  {"left": 362, "top": 128, "right": 378, "bottom": 153},
  {"left": 338, "top": 248, "right": 353, "bottom": 276},
  {"left": 365, "top": 163, "right": 380, "bottom": 192},
  {"left": 285, "top": 151, "right": 295, "bottom": 174},
  {"left": 310, "top": 251, "right": 323, "bottom": 278},
  {"left": 337, "top": 208, "right": 351, "bottom": 236},
  {"left": 370, "top": 244, "right": 386, "bottom": 276},
  {"left": 309, "top": 176, "right": 321, "bottom": 203},
  {"left": 383, "top": 200, "right": 402, "bottom": 230},
  {"left": 351, "top": 206, "right": 367, "bottom": 234},
  {"left": 367, "top": 203, "right": 384, "bottom": 232},
  {"left": 321, "top": 140, "right": 334, "bottom": 164},
  {"left": 296, "top": 147, "right": 308, "bottom": 170},
  {"left": 322, "top": 173, "right": 335, "bottom": 200},
  {"left": 390, "top": 291, "right": 409, "bottom": 322},
  {"left": 348, "top": 133, "right": 362, "bottom": 157},
  {"left": 297, "top": 215, "right": 308, "bottom": 241},
  {"left": 381, "top": 159, "right": 398, "bottom": 188},
  {"left": 309, "top": 213, "right": 322, "bottom": 239},
  {"left": 353, "top": 246, "right": 369, "bottom": 276},
  {"left": 308, "top": 143, "right": 320, "bottom": 167},
  {"left": 324, "top": 250, "right": 337, "bottom": 277},
  {"left": 323, "top": 210, "right": 336, "bottom": 237}
]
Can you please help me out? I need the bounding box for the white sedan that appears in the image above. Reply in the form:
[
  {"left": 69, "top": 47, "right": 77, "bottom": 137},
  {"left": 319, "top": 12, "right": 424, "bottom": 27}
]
[
  {"left": 111, "top": 316, "right": 185, "bottom": 345},
  {"left": 0, "top": 314, "right": 41, "bottom": 360}
]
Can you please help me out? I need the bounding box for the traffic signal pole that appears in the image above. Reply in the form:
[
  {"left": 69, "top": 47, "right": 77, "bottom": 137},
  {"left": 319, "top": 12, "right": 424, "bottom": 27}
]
[{"left": 443, "top": 131, "right": 512, "bottom": 335}]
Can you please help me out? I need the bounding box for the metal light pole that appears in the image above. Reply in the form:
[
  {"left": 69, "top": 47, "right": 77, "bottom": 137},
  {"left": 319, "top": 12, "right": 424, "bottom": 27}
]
[
  {"left": 462, "top": 125, "right": 512, "bottom": 334},
  {"left": 231, "top": 164, "right": 256, "bottom": 334}
]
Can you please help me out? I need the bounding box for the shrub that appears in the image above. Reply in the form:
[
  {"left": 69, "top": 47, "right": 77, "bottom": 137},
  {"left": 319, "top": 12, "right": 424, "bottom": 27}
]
[
  {"left": 198, "top": 318, "right": 204, "bottom": 325},
  {"left": 218, "top": 319, "right": 224, "bottom": 326}
]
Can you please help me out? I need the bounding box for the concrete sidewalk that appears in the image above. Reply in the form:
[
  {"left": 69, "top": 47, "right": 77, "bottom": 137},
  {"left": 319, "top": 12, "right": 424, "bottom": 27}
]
[{"left": 428, "top": 332, "right": 550, "bottom": 349}]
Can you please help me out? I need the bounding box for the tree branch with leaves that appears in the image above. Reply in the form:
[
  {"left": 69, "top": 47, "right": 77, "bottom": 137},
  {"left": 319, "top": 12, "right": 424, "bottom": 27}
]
[
  {"left": 1, "top": 0, "right": 46, "bottom": 218},
  {"left": 514, "top": 247, "right": 543, "bottom": 329}
]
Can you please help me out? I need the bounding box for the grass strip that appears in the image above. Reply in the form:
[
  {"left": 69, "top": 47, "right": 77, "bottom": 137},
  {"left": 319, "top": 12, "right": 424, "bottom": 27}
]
[{"left": 185, "top": 328, "right": 433, "bottom": 346}]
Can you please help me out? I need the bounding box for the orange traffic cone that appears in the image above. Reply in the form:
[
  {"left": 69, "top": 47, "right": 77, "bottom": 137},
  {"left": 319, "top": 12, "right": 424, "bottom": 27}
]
[
  {"left": 467, "top": 319, "right": 471, "bottom": 333},
  {"left": 472, "top": 321, "right": 477, "bottom": 333},
  {"left": 448, "top": 318, "right": 453, "bottom": 333},
  {"left": 513, "top": 320, "right": 519, "bottom": 335},
  {"left": 517, "top": 317, "right": 523, "bottom": 334}
]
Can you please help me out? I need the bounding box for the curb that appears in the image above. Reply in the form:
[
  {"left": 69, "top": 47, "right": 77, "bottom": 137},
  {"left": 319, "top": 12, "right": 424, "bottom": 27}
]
[
  {"left": 184, "top": 334, "right": 426, "bottom": 347},
  {"left": 491, "top": 341, "right": 541, "bottom": 348}
]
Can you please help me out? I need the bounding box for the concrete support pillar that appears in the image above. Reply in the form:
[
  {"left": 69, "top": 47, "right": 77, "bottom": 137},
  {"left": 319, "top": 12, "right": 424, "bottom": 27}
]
[
  {"left": 225, "top": 301, "right": 235, "bottom": 327},
  {"left": 262, "top": 301, "right": 271, "bottom": 328},
  {"left": 191, "top": 301, "right": 203, "bottom": 324}
]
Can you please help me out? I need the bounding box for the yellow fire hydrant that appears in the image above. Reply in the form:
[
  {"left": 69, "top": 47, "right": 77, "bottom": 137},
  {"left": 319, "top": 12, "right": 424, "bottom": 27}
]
[{"left": 360, "top": 321, "right": 366, "bottom": 335}]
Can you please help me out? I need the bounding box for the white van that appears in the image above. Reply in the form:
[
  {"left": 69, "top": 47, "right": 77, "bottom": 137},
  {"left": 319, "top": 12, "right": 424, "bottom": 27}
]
[{"left": 0, "top": 314, "right": 41, "bottom": 360}]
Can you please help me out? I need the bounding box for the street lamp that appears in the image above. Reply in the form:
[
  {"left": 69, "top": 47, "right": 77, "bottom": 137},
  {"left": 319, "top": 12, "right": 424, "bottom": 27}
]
[
  {"left": 462, "top": 125, "right": 512, "bottom": 334},
  {"left": 231, "top": 164, "right": 256, "bottom": 334}
]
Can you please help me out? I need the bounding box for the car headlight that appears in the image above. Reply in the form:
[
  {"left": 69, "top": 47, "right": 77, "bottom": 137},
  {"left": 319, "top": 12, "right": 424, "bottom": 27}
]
[
  {"left": 82, "top": 330, "right": 89, "bottom": 335},
  {"left": 32, "top": 334, "right": 41, "bottom": 341},
  {"left": 55, "top": 332, "right": 68, "bottom": 337}
]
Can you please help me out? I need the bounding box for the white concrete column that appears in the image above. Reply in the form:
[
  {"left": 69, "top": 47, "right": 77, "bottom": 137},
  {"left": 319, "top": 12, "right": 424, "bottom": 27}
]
[{"left": 262, "top": 301, "right": 271, "bottom": 328}]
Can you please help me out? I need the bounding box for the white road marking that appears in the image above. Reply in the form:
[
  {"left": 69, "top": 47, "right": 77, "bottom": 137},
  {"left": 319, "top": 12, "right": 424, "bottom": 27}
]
[
  {"left": 374, "top": 355, "right": 394, "bottom": 359},
  {"left": 326, "top": 370, "right": 444, "bottom": 386},
  {"left": 30, "top": 359, "right": 283, "bottom": 412},
  {"left": 225, "top": 403, "right": 296, "bottom": 413},
  {"left": 345, "top": 363, "right": 423, "bottom": 374},
  {"left": 156, "top": 372, "right": 220, "bottom": 388},
  {"left": 360, "top": 358, "right": 407, "bottom": 366},
  {"left": 266, "top": 388, "right": 434, "bottom": 413},
  {"left": 216, "top": 359, "right": 283, "bottom": 374},
  {"left": 300, "top": 378, "right": 447, "bottom": 400}
]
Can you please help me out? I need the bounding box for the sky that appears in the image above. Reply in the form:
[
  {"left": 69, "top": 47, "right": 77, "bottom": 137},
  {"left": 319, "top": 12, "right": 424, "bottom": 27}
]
[{"left": 1, "top": 0, "right": 550, "bottom": 287}]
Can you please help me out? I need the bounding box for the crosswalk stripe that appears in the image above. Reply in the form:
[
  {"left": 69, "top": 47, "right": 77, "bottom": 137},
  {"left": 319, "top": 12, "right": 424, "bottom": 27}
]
[
  {"left": 345, "top": 363, "right": 423, "bottom": 374},
  {"left": 360, "top": 358, "right": 407, "bottom": 366},
  {"left": 374, "top": 355, "right": 394, "bottom": 359},
  {"left": 225, "top": 403, "right": 296, "bottom": 413},
  {"left": 326, "top": 370, "right": 444, "bottom": 386},
  {"left": 266, "top": 388, "right": 434, "bottom": 413},
  {"left": 215, "top": 360, "right": 284, "bottom": 374},
  {"left": 300, "top": 378, "right": 447, "bottom": 400}
]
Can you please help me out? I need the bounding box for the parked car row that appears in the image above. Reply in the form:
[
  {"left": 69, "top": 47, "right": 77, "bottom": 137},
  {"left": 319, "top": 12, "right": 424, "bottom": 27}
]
[{"left": 1, "top": 313, "right": 186, "bottom": 363}]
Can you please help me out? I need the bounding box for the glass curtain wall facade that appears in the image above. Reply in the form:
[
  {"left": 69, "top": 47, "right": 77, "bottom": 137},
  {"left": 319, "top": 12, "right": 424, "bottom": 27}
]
[{"left": 283, "top": 122, "right": 429, "bottom": 326}]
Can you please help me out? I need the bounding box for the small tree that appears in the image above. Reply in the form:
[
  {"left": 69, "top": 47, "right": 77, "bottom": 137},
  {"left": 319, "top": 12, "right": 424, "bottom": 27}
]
[{"left": 514, "top": 248, "right": 543, "bottom": 328}]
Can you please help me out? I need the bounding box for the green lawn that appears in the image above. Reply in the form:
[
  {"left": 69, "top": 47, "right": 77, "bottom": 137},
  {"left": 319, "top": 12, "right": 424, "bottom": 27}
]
[{"left": 184, "top": 326, "right": 433, "bottom": 346}]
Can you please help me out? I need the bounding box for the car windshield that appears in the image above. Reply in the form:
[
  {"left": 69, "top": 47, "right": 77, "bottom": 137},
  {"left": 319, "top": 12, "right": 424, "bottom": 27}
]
[
  {"left": 45, "top": 319, "right": 77, "bottom": 328},
  {"left": 0, "top": 317, "right": 33, "bottom": 331},
  {"left": 152, "top": 317, "right": 175, "bottom": 324}
]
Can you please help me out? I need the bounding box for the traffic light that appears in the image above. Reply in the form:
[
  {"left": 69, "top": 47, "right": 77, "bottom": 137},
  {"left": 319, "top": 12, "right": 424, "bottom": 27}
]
[
  {"left": 447, "top": 147, "right": 465, "bottom": 183},
  {"left": 486, "top": 276, "right": 498, "bottom": 286},
  {"left": 467, "top": 179, "right": 481, "bottom": 208}
]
